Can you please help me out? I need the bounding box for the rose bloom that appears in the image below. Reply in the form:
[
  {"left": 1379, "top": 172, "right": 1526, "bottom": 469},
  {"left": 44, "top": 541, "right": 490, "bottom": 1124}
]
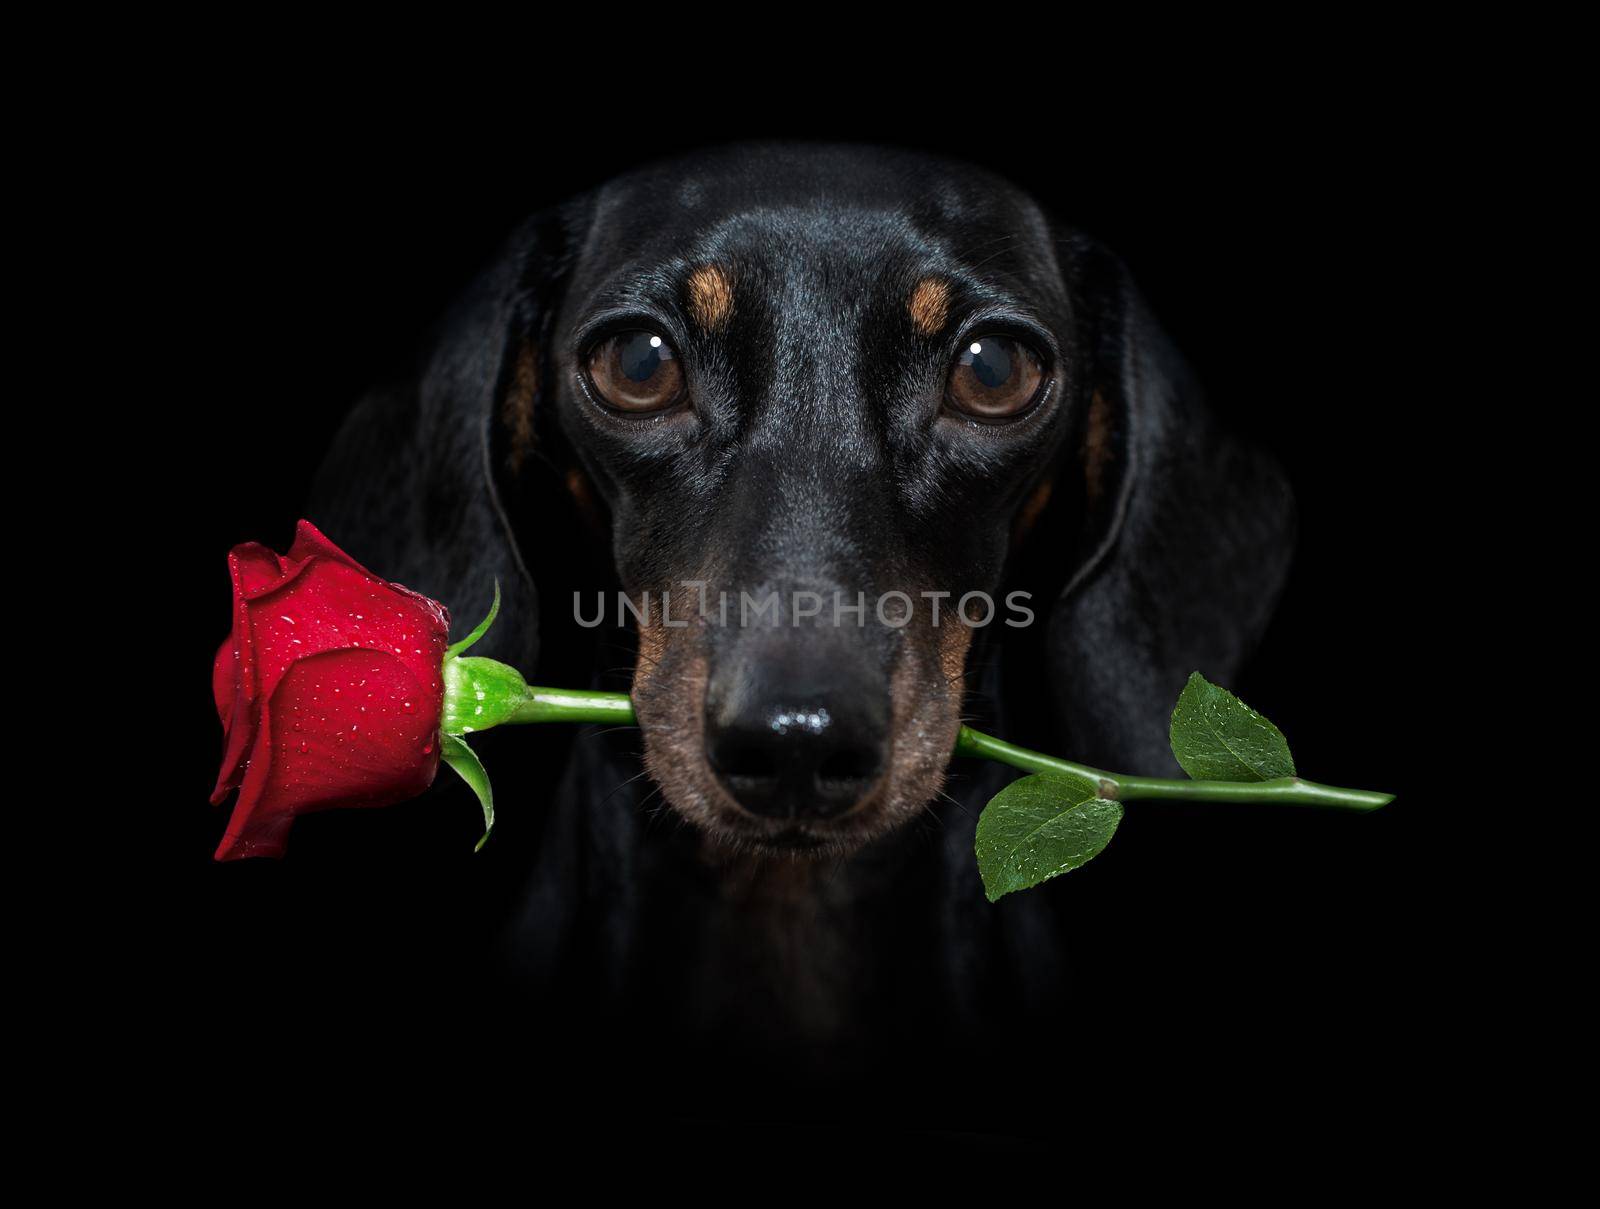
[{"left": 209, "top": 520, "right": 450, "bottom": 860}]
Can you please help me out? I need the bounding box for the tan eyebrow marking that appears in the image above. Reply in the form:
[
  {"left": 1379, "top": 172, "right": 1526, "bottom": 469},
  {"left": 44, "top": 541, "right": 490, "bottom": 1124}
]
[
  {"left": 908, "top": 277, "right": 951, "bottom": 336},
  {"left": 686, "top": 264, "right": 734, "bottom": 331}
]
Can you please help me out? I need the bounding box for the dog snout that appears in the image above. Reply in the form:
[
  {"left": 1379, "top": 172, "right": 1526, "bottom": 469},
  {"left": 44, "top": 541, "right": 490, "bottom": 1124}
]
[{"left": 704, "top": 647, "right": 890, "bottom": 822}]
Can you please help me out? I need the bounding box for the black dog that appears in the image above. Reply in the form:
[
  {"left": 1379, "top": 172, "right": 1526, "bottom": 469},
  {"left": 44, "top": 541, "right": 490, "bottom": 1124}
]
[{"left": 311, "top": 143, "right": 1292, "bottom": 1075}]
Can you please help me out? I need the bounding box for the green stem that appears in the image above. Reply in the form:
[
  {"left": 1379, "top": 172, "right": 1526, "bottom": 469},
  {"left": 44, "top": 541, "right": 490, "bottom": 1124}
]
[
  {"left": 506, "top": 686, "right": 639, "bottom": 726},
  {"left": 953, "top": 725, "right": 1392, "bottom": 812},
  {"left": 501, "top": 687, "right": 1392, "bottom": 813}
]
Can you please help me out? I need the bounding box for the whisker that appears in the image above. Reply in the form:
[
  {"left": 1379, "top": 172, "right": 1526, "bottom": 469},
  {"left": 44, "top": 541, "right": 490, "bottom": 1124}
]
[
  {"left": 936, "top": 788, "right": 974, "bottom": 821},
  {"left": 598, "top": 767, "right": 654, "bottom": 809}
]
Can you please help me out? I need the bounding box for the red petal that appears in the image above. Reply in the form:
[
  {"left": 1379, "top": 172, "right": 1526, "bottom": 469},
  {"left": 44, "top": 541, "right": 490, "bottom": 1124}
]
[
  {"left": 212, "top": 638, "right": 236, "bottom": 725},
  {"left": 238, "top": 555, "right": 450, "bottom": 713},
  {"left": 210, "top": 521, "right": 452, "bottom": 821},
  {"left": 287, "top": 518, "right": 375, "bottom": 576},
  {"left": 210, "top": 543, "right": 288, "bottom": 804},
  {"left": 214, "top": 648, "right": 442, "bottom": 860},
  {"left": 231, "top": 541, "right": 289, "bottom": 594},
  {"left": 286, "top": 520, "right": 449, "bottom": 635}
]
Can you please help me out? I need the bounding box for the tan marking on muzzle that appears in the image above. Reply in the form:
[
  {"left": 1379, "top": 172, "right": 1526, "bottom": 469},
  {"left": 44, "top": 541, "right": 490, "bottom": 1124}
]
[
  {"left": 880, "top": 614, "right": 968, "bottom": 835},
  {"left": 633, "top": 593, "right": 970, "bottom": 856},
  {"left": 937, "top": 617, "right": 974, "bottom": 689},
  {"left": 631, "top": 615, "right": 732, "bottom": 837},
  {"left": 634, "top": 616, "right": 669, "bottom": 689},
  {"left": 687, "top": 265, "right": 735, "bottom": 332},
  {"left": 908, "top": 277, "right": 951, "bottom": 337}
]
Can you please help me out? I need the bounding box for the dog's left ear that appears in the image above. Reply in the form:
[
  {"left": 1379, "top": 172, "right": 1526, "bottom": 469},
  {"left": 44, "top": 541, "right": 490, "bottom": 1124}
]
[
  {"left": 1043, "top": 236, "right": 1296, "bottom": 772},
  {"left": 308, "top": 205, "right": 587, "bottom": 672}
]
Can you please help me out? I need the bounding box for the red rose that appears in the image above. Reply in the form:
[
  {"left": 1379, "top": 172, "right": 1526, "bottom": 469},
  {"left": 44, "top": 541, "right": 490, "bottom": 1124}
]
[{"left": 209, "top": 520, "right": 451, "bottom": 860}]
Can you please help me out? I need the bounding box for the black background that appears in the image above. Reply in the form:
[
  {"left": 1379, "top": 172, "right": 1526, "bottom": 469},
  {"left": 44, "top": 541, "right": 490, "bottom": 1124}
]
[{"left": 103, "top": 64, "right": 1479, "bottom": 1148}]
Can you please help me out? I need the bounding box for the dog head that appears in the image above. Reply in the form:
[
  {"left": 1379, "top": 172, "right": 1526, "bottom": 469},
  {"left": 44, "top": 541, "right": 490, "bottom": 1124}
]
[
  {"left": 317, "top": 143, "right": 1292, "bottom": 857},
  {"left": 543, "top": 147, "right": 1088, "bottom": 853}
]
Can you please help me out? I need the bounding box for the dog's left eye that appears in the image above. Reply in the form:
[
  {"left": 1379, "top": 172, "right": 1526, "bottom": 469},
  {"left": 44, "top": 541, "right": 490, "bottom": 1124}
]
[
  {"left": 587, "top": 330, "right": 686, "bottom": 413},
  {"left": 946, "top": 334, "right": 1044, "bottom": 419}
]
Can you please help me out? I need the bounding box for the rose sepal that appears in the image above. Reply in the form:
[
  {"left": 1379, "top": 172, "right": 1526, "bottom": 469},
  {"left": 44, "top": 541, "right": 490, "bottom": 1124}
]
[
  {"left": 442, "top": 655, "right": 535, "bottom": 736},
  {"left": 436, "top": 583, "right": 641, "bottom": 848},
  {"left": 435, "top": 581, "right": 507, "bottom": 850},
  {"left": 439, "top": 734, "right": 494, "bottom": 851}
]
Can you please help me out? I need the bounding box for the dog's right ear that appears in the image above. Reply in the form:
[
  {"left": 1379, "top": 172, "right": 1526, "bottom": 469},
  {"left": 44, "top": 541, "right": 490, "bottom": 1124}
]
[
  {"left": 308, "top": 201, "right": 592, "bottom": 674},
  {"left": 1033, "top": 236, "right": 1296, "bottom": 773},
  {"left": 486, "top": 199, "right": 617, "bottom": 632}
]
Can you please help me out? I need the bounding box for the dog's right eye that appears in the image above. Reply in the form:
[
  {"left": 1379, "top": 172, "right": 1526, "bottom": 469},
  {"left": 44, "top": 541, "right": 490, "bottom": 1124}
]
[
  {"left": 586, "top": 331, "right": 686, "bottom": 413},
  {"left": 946, "top": 334, "right": 1044, "bottom": 420}
]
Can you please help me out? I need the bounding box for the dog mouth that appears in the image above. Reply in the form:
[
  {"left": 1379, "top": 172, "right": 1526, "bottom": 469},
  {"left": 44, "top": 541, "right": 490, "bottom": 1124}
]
[
  {"left": 704, "top": 814, "right": 888, "bottom": 860},
  {"left": 630, "top": 608, "right": 971, "bottom": 858},
  {"left": 635, "top": 694, "right": 958, "bottom": 860},
  {"left": 748, "top": 827, "right": 830, "bottom": 853}
]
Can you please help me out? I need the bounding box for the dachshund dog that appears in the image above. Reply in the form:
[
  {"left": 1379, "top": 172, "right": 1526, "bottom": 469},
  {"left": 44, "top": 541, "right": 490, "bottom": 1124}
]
[{"left": 311, "top": 144, "right": 1292, "bottom": 1078}]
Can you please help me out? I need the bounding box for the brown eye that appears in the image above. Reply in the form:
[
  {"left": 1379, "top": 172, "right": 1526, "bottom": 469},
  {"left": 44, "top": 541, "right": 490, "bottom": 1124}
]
[
  {"left": 587, "top": 330, "right": 685, "bottom": 413},
  {"left": 946, "top": 334, "right": 1044, "bottom": 419}
]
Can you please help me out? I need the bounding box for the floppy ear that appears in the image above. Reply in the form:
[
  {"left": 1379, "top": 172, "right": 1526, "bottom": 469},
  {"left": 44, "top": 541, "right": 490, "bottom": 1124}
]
[
  {"left": 1045, "top": 238, "right": 1295, "bottom": 773},
  {"left": 307, "top": 206, "right": 585, "bottom": 672}
]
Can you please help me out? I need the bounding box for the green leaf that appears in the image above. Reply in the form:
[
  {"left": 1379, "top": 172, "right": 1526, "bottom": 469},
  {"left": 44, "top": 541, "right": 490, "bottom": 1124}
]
[
  {"left": 1169, "top": 671, "right": 1295, "bottom": 782},
  {"left": 974, "top": 772, "right": 1123, "bottom": 902},
  {"left": 445, "top": 579, "right": 501, "bottom": 660},
  {"left": 438, "top": 733, "right": 495, "bottom": 851}
]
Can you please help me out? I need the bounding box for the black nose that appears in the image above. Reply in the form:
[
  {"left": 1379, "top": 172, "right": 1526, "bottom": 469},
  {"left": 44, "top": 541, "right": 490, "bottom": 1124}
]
[{"left": 710, "top": 690, "right": 896, "bottom": 818}]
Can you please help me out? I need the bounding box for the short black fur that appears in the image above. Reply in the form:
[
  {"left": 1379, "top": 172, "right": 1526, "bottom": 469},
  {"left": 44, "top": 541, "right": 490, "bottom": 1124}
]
[{"left": 311, "top": 143, "right": 1293, "bottom": 1078}]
